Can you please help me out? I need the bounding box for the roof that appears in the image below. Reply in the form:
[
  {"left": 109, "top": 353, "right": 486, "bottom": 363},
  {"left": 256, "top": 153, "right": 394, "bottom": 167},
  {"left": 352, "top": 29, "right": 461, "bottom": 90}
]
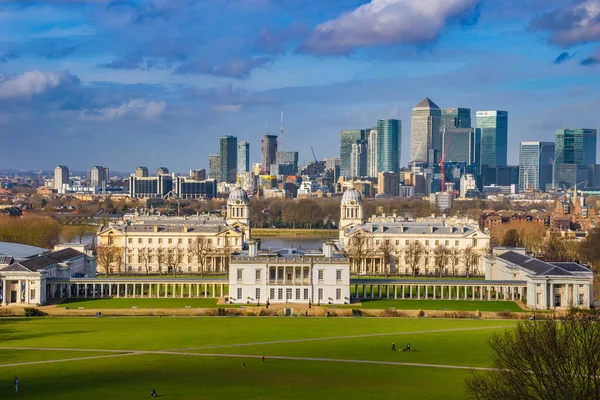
[
  {"left": 414, "top": 97, "right": 440, "bottom": 110},
  {"left": 47, "top": 248, "right": 82, "bottom": 262},
  {"left": 496, "top": 251, "right": 591, "bottom": 277},
  {"left": 0, "top": 242, "right": 47, "bottom": 260},
  {"left": 347, "top": 222, "right": 480, "bottom": 236}
]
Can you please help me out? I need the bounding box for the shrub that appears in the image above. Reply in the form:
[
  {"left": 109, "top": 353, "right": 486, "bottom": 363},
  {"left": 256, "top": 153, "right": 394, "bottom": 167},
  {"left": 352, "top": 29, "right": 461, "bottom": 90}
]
[
  {"left": 381, "top": 309, "right": 398, "bottom": 318},
  {"left": 417, "top": 309, "right": 425, "bottom": 318},
  {"left": 351, "top": 309, "right": 362, "bottom": 317},
  {"left": 497, "top": 311, "right": 514, "bottom": 319},
  {"left": 24, "top": 307, "right": 46, "bottom": 317}
]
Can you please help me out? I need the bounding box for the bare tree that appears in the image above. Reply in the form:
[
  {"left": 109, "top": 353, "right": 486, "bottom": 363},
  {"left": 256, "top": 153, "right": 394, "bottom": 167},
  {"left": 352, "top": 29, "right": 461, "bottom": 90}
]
[
  {"left": 96, "top": 244, "right": 121, "bottom": 277},
  {"left": 465, "top": 312, "right": 600, "bottom": 400},
  {"left": 155, "top": 248, "right": 166, "bottom": 276},
  {"left": 166, "top": 244, "right": 184, "bottom": 276},
  {"left": 139, "top": 248, "right": 151, "bottom": 275},
  {"left": 346, "top": 232, "right": 372, "bottom": 274},
  {"left": 220, "top": 242, "right": 234, "bottom": 274},
  {"left": 404, "top": 241, "right": 426, "bottom": 277},
  {"left": 377, "top": 241, "right": 395, "bottom": 275},
  {"left": 433, "top": 245, "right": 451, "bottom": 278},
  {"left": 450, "top": 247, "right": 461, "bottom": 276},
  {"left": 189, "top": 236, "right": 214, "bottom": 276},
  {"left": 461, "top": 246, "right": 480, "bottom": 278}
]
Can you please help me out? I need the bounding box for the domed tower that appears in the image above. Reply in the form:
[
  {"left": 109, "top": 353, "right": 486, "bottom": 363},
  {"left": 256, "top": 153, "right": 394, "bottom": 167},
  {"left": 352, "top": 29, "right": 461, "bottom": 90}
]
[
  {"left": 227, "top": 185, "right": 250, "bottom": 232},
  {"left": 340, "top": 187, "right": 364, "bottom": 231}
]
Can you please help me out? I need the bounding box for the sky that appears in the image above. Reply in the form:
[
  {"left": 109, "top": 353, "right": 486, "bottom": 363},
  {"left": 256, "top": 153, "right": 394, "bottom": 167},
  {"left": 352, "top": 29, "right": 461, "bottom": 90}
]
[{"left": 1, "top": 0, "right": 600, "bottom": 173}]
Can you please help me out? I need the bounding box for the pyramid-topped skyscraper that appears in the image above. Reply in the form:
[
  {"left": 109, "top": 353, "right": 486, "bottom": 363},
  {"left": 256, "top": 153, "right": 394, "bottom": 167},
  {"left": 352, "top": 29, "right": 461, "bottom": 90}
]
[{"left": 411, "top": 97, "right": 441, "bottom": 165}]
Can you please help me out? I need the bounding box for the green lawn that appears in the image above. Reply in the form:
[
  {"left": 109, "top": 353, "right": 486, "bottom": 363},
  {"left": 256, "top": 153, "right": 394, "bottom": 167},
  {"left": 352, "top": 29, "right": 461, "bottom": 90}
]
[
  {"left": 55, "top": 298, "right": 242, "bottom": 309},
  {"left": 0, "top": 318, "right": 515, "bottom": 399},
  {"left": 350, "top": 299, "right": 524, "bottom": 312}
]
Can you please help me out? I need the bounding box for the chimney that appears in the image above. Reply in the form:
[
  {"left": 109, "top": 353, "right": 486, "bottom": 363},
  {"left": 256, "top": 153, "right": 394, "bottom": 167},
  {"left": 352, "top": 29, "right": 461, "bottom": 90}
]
[
  {"left": 183, "top": 225, "right": 188, "bottom": 233},
  {"left": 249, "top": 241, "right": 258, "bottom": 257},
  {"left": 153, "top": 225, "right": 158, "bottom": 233},
  {"left": 323, "top": 242, "right": 334, "bottom": 258},
  {"left": 430, "top": 226, "right": 434, "bottom": 233}
]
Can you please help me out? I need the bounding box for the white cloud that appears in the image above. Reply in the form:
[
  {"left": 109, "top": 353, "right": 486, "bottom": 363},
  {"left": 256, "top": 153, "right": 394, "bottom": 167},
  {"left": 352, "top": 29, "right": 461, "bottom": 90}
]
[
  {"left": 301, "top": 0, "right": 479, "bottom": 54},
  {"left": 0, "top": 70, "right": 69, "bottom": 100},
  {"left": 530, "top": 0, "right": 600, "bottom": 46},
  {"left": 85, "top": 99, "right": 166, "bottom": 120},
  {"left": 212, "top": 104, "right": 242, "bottom": 113}
]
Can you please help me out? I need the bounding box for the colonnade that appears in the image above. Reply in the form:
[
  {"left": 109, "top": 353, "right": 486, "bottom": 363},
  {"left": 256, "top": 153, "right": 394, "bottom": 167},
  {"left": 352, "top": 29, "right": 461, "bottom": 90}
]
[{"left": 352, "top": 282, "right": 526, "bottom": 301}]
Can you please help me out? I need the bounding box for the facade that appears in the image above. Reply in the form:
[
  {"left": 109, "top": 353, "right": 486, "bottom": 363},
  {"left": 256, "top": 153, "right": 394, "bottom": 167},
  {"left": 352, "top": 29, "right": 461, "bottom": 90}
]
[
  {"left": 237, "top": 141, "right": 250, "bottom": 174},
  {"left": 228, "top": 241, "right": 350, "bottom": 305},
  {"left": 430, "top": 192, "right": 454, "bottom": 212},
  {"left": 156, "top": 167, "right": 169, "bottom": 176},
  {"left": 555, "top": 129, "right": 597, "bottom": 165},
  {"left": 220, "top": 135, "right": 238, "bottom": 183},
  {"left": 128, "top": 175, "right": 173, "bottom": 198},
  {"left": 261, "top": 135, "right": 278, "bottom": 174},
  {"left": 377, "top": 172, "right": 399, "bottom": 196},
  {"left": 174, "top": 177, "right": 217, "bottom": 199},
  {"left": 441, "top": 108, "right": 471, "bottom": 130},
  {"left": 54, "top": 165, "right": 69, "bottom": 193},
  {"left": 208, "top": 154, "right": 221, "bottom": 181},
  {"left": 442, "top": 128, "right": 480, "bottom": 166},
  {"left": 486, "top": 248, "right": 593, "bottom": 309},
  {"left": 340, "top": 129, "right": 366, "bottom": 178},
  {"left": 135, "top": 166, "right": 149, "bottom": 178},
  {"left": 367, "top": 128, "right": 378, "bottom": 178},
  {"left": 555, "top": 164, "right": 588, "bottom": 190},
  {"left": 411, "top": 98, "right": 441, "bottom": 165},
  {"left": 190, "top": 169, "right": 206, "bottom": 181},
  {"left": 350, "top": 140, "right": 367, "bottom": 178},
  {"left": 476, "top": 110, "right": 508, "bottom": 167},
  {"left": 377, "top": 119, "right": 402, "bottom": 173},
  {"left": 518, "top": 141, "right": 555, "bottom": 191},
  {"left": 275, "top": 151, "right": 299, "bottom": 173},
  {"left": 90, "top": 166, "right": 109, "bottom": 188},
  {"left": 460, "top": 174, "right": 477, "bottom": 198}
]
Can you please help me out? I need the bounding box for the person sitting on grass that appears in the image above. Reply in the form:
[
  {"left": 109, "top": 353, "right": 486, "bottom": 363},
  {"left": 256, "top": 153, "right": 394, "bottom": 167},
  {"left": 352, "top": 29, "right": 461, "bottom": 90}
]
[
  {"left": 151, "top": 389, "right": 158, "bottom": 397},
  {"left": 402, "top": 343, "right": 410, "bottom": 352}
]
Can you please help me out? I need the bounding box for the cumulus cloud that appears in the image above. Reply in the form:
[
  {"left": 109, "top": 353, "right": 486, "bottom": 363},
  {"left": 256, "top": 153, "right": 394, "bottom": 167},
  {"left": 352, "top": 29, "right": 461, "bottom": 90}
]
[
  {"left": 554, "top": 51, "right": 575, "bottom": 64},
  {"left": 85, "top": 99, "right": 167, "bottom": 120},
  {"left": 300, "top": 0, "right": 480, "bottom": 55},
  {"left": 0, "top": 70, "right": 78, "bottom": 100},
  {"left": 173, "top": 56, "right": 274, "bottom": 78},
  {"left": 530, "top": 0, "right": 600, "bottom": 47}
]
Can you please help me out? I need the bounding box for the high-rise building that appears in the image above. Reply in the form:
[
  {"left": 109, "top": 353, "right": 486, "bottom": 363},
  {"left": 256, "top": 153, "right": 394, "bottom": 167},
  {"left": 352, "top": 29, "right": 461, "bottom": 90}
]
[
  {"left": 237, "top": 141, "right": 250, "bottom": 174},
  {"left": 54, "top": 165, "right": 69, "bottom": 192},
  {"left": 220, "top": 135, "right": 237, "bottom": 183},
  {"left": 350, "top": 140, "right": 367, "bottom": 178},
  {"left": 190, "top": 169, "right": 206, "bottom": 181},
  {"left": 518, "top": 142, "right": 555, "bottom": 191},
  {"left": 476, "top": 110, "right": 508, "bottom": 167},
  {"left": 367, "top": 128, "right": 378, "bottom": 178},
  {"left": 377, "top": 172, "right": 399, "bottom": 196},
  {"left": 135, "top": 166, "right": 149, "bottom": 177},
  {"left": 276, "top": 151, "right": 299, "bottom": 169},
  {"left": 555, "top": 129, "right": 597, "bottom": 165},
  {"left": 208, "top": 154, "right": 221, "bottom": 181},
  {"left": 261, "top": 135, "right": 278, "bottom": 174},
  {"left": 441, "top": 108, "right": 471, "bottom": 130},
  {"left": 442, "top": 128, "right": 480, "bottom": 166},
  {"left": 90, "top": 166, "right": 109, "bottom": 188},
  {"left": 377, "top": 119, "right": 402, "bottom": 173},
  {"left": 411, "top": 98, "right": 441, "bottom": 165},
  {"left": 156, "top": 167, "right": 169, "bottom": 176},
  {"left": 340, "top": 129, "right": 366, "bottom": 177}
]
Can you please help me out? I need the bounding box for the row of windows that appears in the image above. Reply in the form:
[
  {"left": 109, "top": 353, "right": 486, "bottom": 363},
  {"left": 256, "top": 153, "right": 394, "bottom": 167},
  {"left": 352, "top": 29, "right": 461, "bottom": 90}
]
[
  {"left": 374, "top": 239, "right": 474, "bottom": 247},
  {"left": 237, "top": 269, "right": 343, "bottom": 281},
  {"left": 125, "top": 237, "right": 240, "bottom": 245}
]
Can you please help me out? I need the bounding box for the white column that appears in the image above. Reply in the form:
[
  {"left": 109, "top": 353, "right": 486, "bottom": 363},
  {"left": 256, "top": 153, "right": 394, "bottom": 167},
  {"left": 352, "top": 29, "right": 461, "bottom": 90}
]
[
  {"left": 212, "top": 284, "right": 216, "bottom": 298},
  {"left": 205, "top": 284, "right": 208, "bottom": 298},
  {"left": 574, "top": 283, "right": 579, "bottom": 307},
  {"left": 394, "top": 285, "right": 397, "bottom": 299},
  {"left": 2, "top": 278, "right": 7, "bottom": 306}
]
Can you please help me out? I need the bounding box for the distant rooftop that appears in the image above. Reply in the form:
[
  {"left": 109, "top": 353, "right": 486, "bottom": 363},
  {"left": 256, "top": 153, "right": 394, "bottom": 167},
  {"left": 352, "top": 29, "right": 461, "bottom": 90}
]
[
  {"left": 0, "top": 242, "right": 47, "bottom": 261},
  {"left": 414, "top": 97, "right": 440, "bottom": 110}
]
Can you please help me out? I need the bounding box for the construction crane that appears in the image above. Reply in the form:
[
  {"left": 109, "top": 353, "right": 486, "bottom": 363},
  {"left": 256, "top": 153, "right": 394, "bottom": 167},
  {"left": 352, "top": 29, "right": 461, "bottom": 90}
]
[
  {"left": 311, "top": 147, "right": 321, "bottom": 177},
  {"left": 279, "top": 111, "right": 284, "bottom": 151},
  {"left": 439, "top": 138, "right": 452, "bottom": 193}
]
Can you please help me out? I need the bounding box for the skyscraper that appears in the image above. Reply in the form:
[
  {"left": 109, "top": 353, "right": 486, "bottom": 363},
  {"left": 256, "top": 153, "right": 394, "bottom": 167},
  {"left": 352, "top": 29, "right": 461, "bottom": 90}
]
[
  {"left": 441, "top": 108, "right": 471, "bottom": 130},
  {"left": 54, "top": 165, "right": 69, "bottom": 192},
  {"left": 156, "top": 167, "right": 169, "bottom": 176},
  {"left": 377, "top": 119, "right": 402, "bottom": 173},
  {"left": 555, "top": 129, "right": 597, "bottom": 165},
  {"left": 220, "top": 135, "right": 237, "bottom": 183},
  {"left": 476, "top": 110, "right": 508, "bottom": 166},
  {"left": 208, "top": 154, "right": 221, "bottom": 181},
  {"left": 350, "top": 140, "right": 367, "bottom": 178},
  {"left": 135, "top": 166, "right": 149, "bottom": 177},
  {"left": 340, "top": 129, "right": 366, "bottom": 177},
  {"left": 518, "top": 142, "right": 555, "bottom": 191},
  {"left": 367, "top": 128, "right": 378, "bottom": 178},
  {"left": 238, "top": 141, "right": 250, "bottom": 174},
  {"left": 411, "top": 98, "right": 441, "bottom": 165},
  {"left": 442, "top": 128, "right": 480, "bottom": 166},
  {"left": 261, "top": 135, "right": 278, "bottom": 174},
  {"left": 90, "top": 166, "right": 109, "bottom": 188}
]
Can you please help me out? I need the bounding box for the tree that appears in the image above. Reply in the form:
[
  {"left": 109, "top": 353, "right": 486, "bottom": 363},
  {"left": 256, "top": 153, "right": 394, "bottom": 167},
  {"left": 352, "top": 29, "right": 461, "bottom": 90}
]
[
  {"left": 449, "top": 247, "right": 461, "bottom": 276},
  {"left": 96, "top": 244, "right": 122, "bottom": 277},
  {"left": 346, "top": 233, "right": 372, "bottom": 274},
  {"left": 465, "top": 312, "right": 600, "bottom": 400},
  {"left": 155, "top": 248, "right": 166, "bottom": 276},
  {"left": 433, "top": 245, "right": 451, "bottom": 277},
  {"left": 377, "top": 241, "right": 395, "bottom": 275},
  {"left": 404, "top": 241, "right": 425, "bottom": 277},
  {"left": 461, "top": 246, "right": 480, "bottom": 277},
  {"left": 61, "top": 225, "right": 78, "bottom": 243},
  {"left": 189, "top": 236, "right": 214, "bottom": 276},
  {"left": 166, "top": 245, "right": 184, "bottom": 276},
  {"left": 139, "top": 248, "right": 151, "bottom": 275},
  {"left": 580, "top": 228, "right": 600, "bottom": 270}
]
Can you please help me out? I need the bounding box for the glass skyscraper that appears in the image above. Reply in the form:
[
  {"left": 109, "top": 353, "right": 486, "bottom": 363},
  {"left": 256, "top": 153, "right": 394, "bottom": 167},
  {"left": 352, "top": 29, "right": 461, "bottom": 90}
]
[
  {"left": 208, "top": 154, "right": 220, "bottom": 181},
  {"left": 518, "top": 142, "right": 555, "bottom": 191},
  {"left": 340, "top": 129, "right": 366, "bottom": 177},
  {"left": 237, "top": 141, "right": 250, "bottom": 174},
  {"left": 476, "top": 110, "right": 508, "bottom": 166},
  {"left": 377, "top": 119, "right": 402, "bottom": 173},
  {"left": 219, "top": 135, "right": 237, "bottom": 183},
  {"left": 441, "top": 108, "right": 471, "bottom": 130},
  {"left": 441, "top": 128, "right": 480, "bottom": 166},
  {"left": 555, "top": 129, "right": 597, "bottom": 165},
  {"left": 411, "top": 98, "right": 441, "bottom": 165}
]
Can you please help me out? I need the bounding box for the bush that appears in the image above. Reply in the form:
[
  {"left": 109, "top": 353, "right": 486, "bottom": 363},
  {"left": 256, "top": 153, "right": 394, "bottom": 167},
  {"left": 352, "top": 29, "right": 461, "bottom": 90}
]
[
  {"left": 259, "top": 308, "right": 272, "bottom": 316},
  {"left": 381, "top": 309, "right": 398, "bottom": 317},
  {"left": 24, "top": 307, "right": 46, "bottom": 317},
  {"left": 417, "top": 309, "right": 425, "bottom": 318},
  {"left": 351, "top": 309, "right": 362, "bottom": 317},
  {"left": 497, "top": 311, "right": 514, "bottom": 319}
]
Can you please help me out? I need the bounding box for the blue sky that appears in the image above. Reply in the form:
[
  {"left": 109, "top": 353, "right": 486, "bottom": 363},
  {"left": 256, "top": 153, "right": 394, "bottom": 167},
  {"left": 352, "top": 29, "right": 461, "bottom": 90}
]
[{"left": 1, "top": 0, "right": 600, "bottom": 172}]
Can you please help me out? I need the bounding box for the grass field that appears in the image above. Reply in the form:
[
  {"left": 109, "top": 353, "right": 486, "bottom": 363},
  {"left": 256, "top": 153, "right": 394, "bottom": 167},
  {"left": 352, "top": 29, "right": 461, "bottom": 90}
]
[
  {"left": 0, "top": 317, "right": 515, "bottom": 399},
  {"left": 352, "top": 299, "right": 524, "bottom": 312},
  {"left": 56, "top": 298, "right": 241, "bottom": 309}
]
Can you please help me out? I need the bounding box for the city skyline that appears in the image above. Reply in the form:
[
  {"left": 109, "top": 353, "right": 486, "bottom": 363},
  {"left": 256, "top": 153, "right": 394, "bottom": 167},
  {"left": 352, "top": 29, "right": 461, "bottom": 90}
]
[{"left": 1, "top": 1, "right": 600, "bottom": 171}]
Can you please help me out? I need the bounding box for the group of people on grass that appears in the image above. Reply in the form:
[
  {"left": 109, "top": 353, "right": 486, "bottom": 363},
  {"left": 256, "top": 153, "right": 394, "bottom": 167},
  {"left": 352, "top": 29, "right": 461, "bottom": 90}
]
[{"left": 391, "top": 342, "right": 410, "bottom": 352}]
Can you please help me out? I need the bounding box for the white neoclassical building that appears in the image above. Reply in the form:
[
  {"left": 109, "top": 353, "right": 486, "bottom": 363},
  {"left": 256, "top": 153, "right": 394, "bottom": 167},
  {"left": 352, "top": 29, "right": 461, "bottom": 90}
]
[
  {"left": 228, "top": 241, "right": 350, "bottom": 305},
  {"left": 338, "top": 188, "right": 491, "bottom": 275},
  {"left": 485, "top": 248, "right": 593, "bottom": 310}
]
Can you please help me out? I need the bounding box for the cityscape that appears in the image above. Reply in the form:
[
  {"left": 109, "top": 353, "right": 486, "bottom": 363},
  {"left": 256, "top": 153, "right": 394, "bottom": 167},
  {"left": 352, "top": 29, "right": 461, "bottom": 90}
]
[{"left": 1, "top": 1, "right": 600, "bottom": 399}]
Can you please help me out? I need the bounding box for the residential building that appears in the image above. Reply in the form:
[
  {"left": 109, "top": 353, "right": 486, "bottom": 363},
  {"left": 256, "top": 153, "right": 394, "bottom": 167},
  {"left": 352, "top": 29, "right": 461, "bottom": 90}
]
[
  {"left": 340, "top": 129, "right": 366, "bottom": 177},
  {"left": 377, "top": 119, "right": 401, "bottom": 173},
  {"left": 411, "top": 98, "right": 441, "bottom": 165},
  {"left": 555, "top": 128, "right": 597, "bottom": 165},
  {"left": 90, "top": 166, "right": 109, "bottom": 188},
  {"left": 208, "top": 154, "right": 221, "bottom": 181},
  {"left": 135, "top": 166, "right": 149, "bottom": 178},
  {"left": 441, "top": 108, "right": 471, "bottom": 130},
  {"left": 128, "top": 175, "right": 173, "bottom": 198},
  {"left": 190, "top": 169, "right": 206, "bottom": 181},
  {"left": 220, "top": 135, "right": 238, "bottom": 183},
  {"left": 476, "top": 110, "right": 508, "bottom": 167},
  {"left": 350, "top": 140, "right": 367, "bottom": 178},
  {"left": 518, "top": 141, "right": 555, "bottom": 191},
  {"left": 276, "top": 151, "right": 299, "bottom": 172},
  {"left": 442, "top": 128, "right": 480, "bottom": 166},
  {"left": 237, "top": 141, "right": 250, "bottom": 174},
  {"left": 261, "top": 135, "right": 278, "bottom": 174},
  {"left": 54, "top": 165, "right": 69, "bottom": 193},
  {"left": 459, "top": 174, "right": 478, "bottom": 198},
  {"left": 367, "top": 128, "right": 378, "bottom": 177},
  {"left": 377, "top": 172, "right": 399, "bottom": 196},
  {"left": 430, "top": 192, "right": 454, "bottom": 212},
  {"left": 175, "top": 177, "right": 217, "bottom": 199}
]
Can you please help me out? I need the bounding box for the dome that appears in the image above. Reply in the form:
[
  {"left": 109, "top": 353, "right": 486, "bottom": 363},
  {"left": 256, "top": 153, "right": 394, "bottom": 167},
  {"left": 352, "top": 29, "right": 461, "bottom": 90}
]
[
  {"left": 228, "top": 187, "right": 250, "bottom": 205},
  {"left": 341, "top": 188, "right": 363, "bottom": 205}
]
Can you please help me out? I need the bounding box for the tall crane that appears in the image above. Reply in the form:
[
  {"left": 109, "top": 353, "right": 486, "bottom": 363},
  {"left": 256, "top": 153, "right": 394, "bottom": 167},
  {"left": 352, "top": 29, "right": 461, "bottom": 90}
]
[
  {"left": 279, "top": 111, "right": 284, "bottom": 151},
  {"left": 439, "top": 138, "right": 452, "bottom": 193},
  {"left": 311, "top": 147, "right": 321, "bottom": 177}
]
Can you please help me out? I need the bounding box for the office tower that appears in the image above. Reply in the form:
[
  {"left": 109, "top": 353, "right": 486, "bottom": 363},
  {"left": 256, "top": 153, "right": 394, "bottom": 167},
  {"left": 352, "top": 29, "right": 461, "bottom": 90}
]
[
  {"left": 518, "top": 142, "right": 555, "bottom": 191},
  {"left": 411, "top": 98, "right": 441, "bottom": 165},
  {"left": 442, "top": 128, "right": 480, "bottom": 166},
  {"left": 367, "top": 128, "right": 378, "bottom": 177},
  {"left": 441, "top": 108, "right": 471, "bottom": 130},
  {"left": 350, "top": 140, "right": 367, "bottom": 178},
  {"left": 90, "top": 166, "right": 109, "bottom": 188},
  {"left": 190, "top": 169, "right": 206, "bottom": 181},
  {"left": 340, "top": 129, "right": 366, "bottom": 177},
  {"left": 555, "top": 129, "right": 597, "bottom": 165},
  {"left": 261, "top": 135, "right": 278, "bottom": 174},
  {"left": 377, "top": 119, "right": 402, "bottom": 173},
  {"left": 135, "top": 166, "right": 149, "bottom": 178},
  {"left": 129, "top": 175, "right": 174, "bottom": 198},
  {"left": 377, "top": 172, "right": 399, "bottom": 196},
  {"left": 156, "top": 167, "right": 169, "bottom": 176},
  {"left": 555, "top": 164, "right": 589, "bottom": 189},
  {"left": 54, "top": 165, "right": 69, "bottom": 192},
  {"left": 175, "top": 177, "right": 217, "bottom": 199},
  {"left": 220, "top": 135, "right": 237, "bottom": 183},
  {"left": 208, "top": 154, "right": 221, "bottom": 181},
  {"left": 276, "top": 151, "right": 299, "bottom": 170},
  {"left": 237, "top": 141, "right": 250, "bottom": 174},
  {"left": 476, "top": 110, "right": 508, "bottom": 166}
]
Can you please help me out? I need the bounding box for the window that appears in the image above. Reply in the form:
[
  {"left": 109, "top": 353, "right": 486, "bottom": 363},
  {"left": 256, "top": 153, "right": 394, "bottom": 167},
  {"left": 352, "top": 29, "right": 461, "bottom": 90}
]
[
  {"left": 128, "top": 266, "right": 132, "bottom": 271},
  {"left": 178, "top": 238, "right": 183, "bottom": 244},
  {"left": 270, "top": 288, "right": 275, "bottom": 300},
  {"left": 425, "top": 240, "right": 429, "bottom": 246},
  {"left": 30, "top": 289, "right": 36, "bottom": 300},
  {"left": 405, "top": 240, "right": 409, "bottom": 245},
  {"left": 318, "top": 270, "right": 324, "bottom": 280},
  {"left": 278, "top": 288, "right": 283, "bottom": 300},
  {"left": 128, "top": 238, "right": 133, "bottom": 244},
  {"left": 336, "top": 288, "right": 341, "bottom": 300},
  {"left": 296, "top": 288, "right": 300, "bottom": 300},
  {"left": 138, "top": 238, "right": 142, "bottom": 244},
  {"left": 138, "top": 266, "right": 142, "bottom": 272},
  {"left": 303, "top": 269, "right": 309, "bottom": 279},
  {"left": 188, "top": 238, "right": 192, "bottom": 244},
  {"left": 304, "top": 288, "right": 309, "bottom": 300},
  {"left": 579, "top": 294, "right": 584, "bottom": 305},
  {"left": 445, "top": 240, "right": 449, "bottom": 246},
  {"left": 168, "top": 238, "right": 173, "bottom": 244},
  {"left": 255, "top": 269, "right": 261, "bottom": 280},
  {"left": 318, "top": 288, "right": 323, "bottom": 300},
  {"left": 148, "top": 238, "right": 153, "bottom": 244},
  {"left": 108, "top": 237, "right": 114, "bottom": 245},
  {"left": 188, "top": 267, "right": 191, "bottom": 272},
  {"left": 536, "top": 293, "right": 541, "bottom": 305},
  {"left": 256, "top": 288, "right": 260, "bottom": 301},
  {"left": 237, "top": 269, "right": 243, "bottom": 281},
  {"left": 295, "top": 269, "right": 301, "bottom": 279},
  {"left": 395, "top": 240, "right": 399, "bottom": 245},
  {"left": 435, "top": 240, "right": 439, "bottom": 246},
  {"left": 336, "top": 270, "right": 342, "bottom": 281},
  {"left": 148, "top": 255, "right": 153, "bottom": 263},
  {"left": 137, "top": 255, "right": 142, "bottom": 263},
  {"left": 473, "top": 239, "right": 478, "bottom": 247},
  {"left": 127, "top": 256, "right": 133, "bottom": 263},
  {"left": 286, "top": 289, "right": 292, "bottom": 300},
  {"left": 375, "top": 240, "right": 380, "bottom": 245},
  {"left": 237, "top": 288, "right": 242, "bottom": 300},
  {"left": 158, "top": 238, "right": 162, "bottom": 244},
  {"left": 455, "top": 240, "right": 459, "bottom": 246},
  {"left": 269, "top": 269, "right": 276, "bottom": 280}
]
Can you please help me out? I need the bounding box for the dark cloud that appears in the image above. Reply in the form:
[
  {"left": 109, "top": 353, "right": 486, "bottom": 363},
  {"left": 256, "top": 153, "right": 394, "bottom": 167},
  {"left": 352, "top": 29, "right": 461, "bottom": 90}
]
[
  {"left": 255, "top": 24, "right": 309, "bottom": 55},
  {"left": 581, "top": 56, "right": 600, "bottom": 66},
  {"left": 97, "top": 54, "right": 164, "bottom": 70},
  {"left": 173, "top": 56, "right": 274, "bottom": 79},
  {"left": 554, "top": 51, "right": 575, "bottom": 64}
]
